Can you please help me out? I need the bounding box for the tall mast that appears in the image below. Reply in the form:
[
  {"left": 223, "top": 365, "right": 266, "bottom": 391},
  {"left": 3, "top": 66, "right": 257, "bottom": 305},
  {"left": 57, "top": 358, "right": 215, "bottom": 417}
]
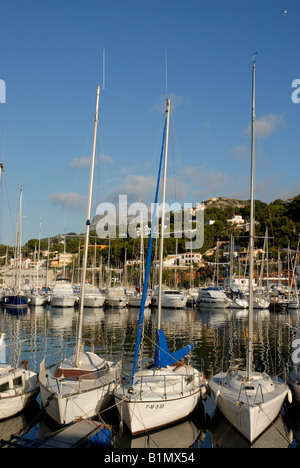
[
  {"left": 157, "top": 98, "right": 171, "bottom": 330},
  {"left": 75, "top": 85, "right": 101, "bottom": 367},
  {"left": 247, "top": 57, "right": 256, "bottom": 381},
  {"left": 16, "top": 184, "right": 23, "bottom": 291},
  {"left": 0, "top": 162, "right": 3, "bottom": 187}
]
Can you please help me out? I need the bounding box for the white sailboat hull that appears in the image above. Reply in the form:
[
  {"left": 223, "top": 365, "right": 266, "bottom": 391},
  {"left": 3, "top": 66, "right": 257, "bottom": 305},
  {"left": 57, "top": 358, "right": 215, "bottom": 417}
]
[
  {"left": 39, "top": 353, "right": 121, "bottom": 426},
  {"left": 253, "top": 297, "right": 270, "bottom": 309},
  {"left": 210, "top": 371, "right": 288, "bottom": 443},
  {"left": 29, "top": 294, "right": 48, "bottom": 306},
  {"left": 114, "top": 366, "right": 207, "bottom": 435},
  {"left": 286, "top": 366, "right": 300, "bottom": 402},
  {"left": 39, "top": 378, "right": 115, "bottom": 425},
  {"left": 115, "top": 390, "right": 201, "bottom": 435},
  {"left": 228, "top": 299, "right": 248, "bottom": 309}
]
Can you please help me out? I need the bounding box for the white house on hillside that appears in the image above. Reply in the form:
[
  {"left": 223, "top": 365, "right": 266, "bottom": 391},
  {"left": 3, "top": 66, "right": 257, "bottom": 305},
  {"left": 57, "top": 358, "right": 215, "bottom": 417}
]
[
  {"left": 161, "top": 252, "right": 203, "bottom": 268},
  {"left": 227, "top": 214, "right": 245, "bottom": 225}
]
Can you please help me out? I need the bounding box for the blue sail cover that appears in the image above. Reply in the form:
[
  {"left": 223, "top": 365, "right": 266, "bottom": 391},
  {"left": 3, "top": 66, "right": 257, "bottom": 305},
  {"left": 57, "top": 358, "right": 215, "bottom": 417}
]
[
  {"left": 131, "top": 120, "right": 166, "bottom": 385},
  {"left": 154, "top": 329, "right": 194, "bottom": 368}
]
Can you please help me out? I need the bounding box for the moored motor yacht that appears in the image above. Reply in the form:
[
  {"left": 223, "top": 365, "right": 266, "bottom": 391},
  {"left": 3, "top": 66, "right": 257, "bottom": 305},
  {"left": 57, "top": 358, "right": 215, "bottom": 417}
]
[
  {"left": 105, "top": 287, "right": 127, "bottom": 308},
  {"left": 83, "top": 284, "right": 105, "bottom": 308},
  {"left": 51, "top": 278, "right": 78, "bottom": 308},
  {"left": 196, "top": 287, "right": 229, "bottom": 309},
  {"left": 151, "top": 286, "right": 187, "bottom": 309}
]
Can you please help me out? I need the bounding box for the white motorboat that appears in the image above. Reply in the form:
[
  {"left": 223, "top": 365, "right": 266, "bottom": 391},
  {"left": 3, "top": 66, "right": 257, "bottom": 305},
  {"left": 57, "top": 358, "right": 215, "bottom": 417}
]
[
  {"left": 196, "top": 287, "right": 229, "bottom": 309},
  {"left": 29, "top": 290, "right": 48, "bottom": 306},
  {"left": 51, "top": 278, "right": 78, "bottom": 308},
  {"left": 83, "top": 284, "right": 105, "bottom": 308},
  {"left": 151, "top": 286, "right": 187, "bottom": 309},
  {"left": 128, "top": 292, "right": 150, "bottom": 308},
  {"left": 209, "top": 58, "right": 288, "bottom": 444},
  {"left": 114, "top": 99, "right": 207, "bottom": 435},
  {"left": 0, "top": 334, "right": 39, "bottom": 420},
  {"left": 39, "top": 82, "right": 122, "bottom": 425},
  {"left": 105, "top": 287, "right": 127, "bottom": 308}
]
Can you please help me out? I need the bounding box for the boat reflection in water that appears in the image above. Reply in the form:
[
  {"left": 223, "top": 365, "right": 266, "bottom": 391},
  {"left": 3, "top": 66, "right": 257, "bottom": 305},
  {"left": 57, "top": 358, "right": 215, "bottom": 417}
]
[
  {"left": 2, "top": 306, "right": 28, "bottom": 316},
  {"left": 0, "top": 301, "right": 299, "bottom": 447},
  {"left": 0, "top": 401, "right": 41, "bottom": 448}
]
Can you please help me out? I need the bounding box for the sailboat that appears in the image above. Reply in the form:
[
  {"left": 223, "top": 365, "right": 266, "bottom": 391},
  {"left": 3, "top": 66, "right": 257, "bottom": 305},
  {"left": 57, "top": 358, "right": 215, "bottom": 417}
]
[
  {"left": 209, "top": 58, "right": 289, "bottom": 444},
  {"left": 1, "top": 185, "right": 28, "bottom": 309},
  {"left": 29, "top": 223, "right": 48, "bottom": 306},
  {"left": 287, "top": 239, "right": 300, "bottom": 310},
  {"left": 286, "top": 324, "right": 300, "bottom": 403},
  {"left": 39, "top": 84, "right": 121, "bottom": 425},
  {"left": 114, "top": 99, "right": 207, "bottom": 435},
  {"left": 128, "top": 216, "right": 150, "bottom": 308}
]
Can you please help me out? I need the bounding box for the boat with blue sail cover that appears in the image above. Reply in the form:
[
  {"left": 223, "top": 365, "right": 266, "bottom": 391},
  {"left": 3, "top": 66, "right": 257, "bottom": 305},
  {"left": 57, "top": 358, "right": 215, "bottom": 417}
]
[{"left": 114, "top": 98, "right": 207, "bottom": 435}]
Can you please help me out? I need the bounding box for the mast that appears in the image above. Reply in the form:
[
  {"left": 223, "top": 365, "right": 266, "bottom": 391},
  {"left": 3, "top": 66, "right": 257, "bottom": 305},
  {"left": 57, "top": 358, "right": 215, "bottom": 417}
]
[
  {"left": 16, "top": 185, "right": 23, "bottom": 291},
  {"left": 247, "top": 57, "right": 256, "bottom": 381},
  {"left": 0, "top": 162, "right": 3, "bottom": 187},
  {"left": 157, "top": 98, "right": 171, "bottom": 330},
  {"left": 75, "top": 85, "right": 101, "bottom": 367}
]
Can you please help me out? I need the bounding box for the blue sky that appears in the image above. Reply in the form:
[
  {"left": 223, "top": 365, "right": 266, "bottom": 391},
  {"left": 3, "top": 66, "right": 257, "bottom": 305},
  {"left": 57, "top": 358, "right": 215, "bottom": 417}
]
[{"left": 0, "top": 0, "right": 299, "bottom": 245}]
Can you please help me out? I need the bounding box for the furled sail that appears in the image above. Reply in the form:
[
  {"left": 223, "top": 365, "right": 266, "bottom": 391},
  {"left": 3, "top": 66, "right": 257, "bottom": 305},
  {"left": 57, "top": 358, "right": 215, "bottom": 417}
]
[{"left": 154, "top": 329, "right": 193, "bottom": 368}]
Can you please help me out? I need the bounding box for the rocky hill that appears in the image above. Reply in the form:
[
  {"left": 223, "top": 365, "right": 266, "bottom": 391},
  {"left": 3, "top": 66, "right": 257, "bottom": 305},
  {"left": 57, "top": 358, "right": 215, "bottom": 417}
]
[{"left": 203, "top": 197, "right": 250, "bottom": 210}]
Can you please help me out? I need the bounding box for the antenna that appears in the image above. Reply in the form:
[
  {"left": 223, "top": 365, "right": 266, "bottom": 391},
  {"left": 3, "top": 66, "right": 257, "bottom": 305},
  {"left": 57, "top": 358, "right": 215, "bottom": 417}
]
[
  {"left": 165, "top": 48, "right": 168, "bottom": 98},
  {"left": 102, "top": 48, "right": 105, "bottom": 92}
]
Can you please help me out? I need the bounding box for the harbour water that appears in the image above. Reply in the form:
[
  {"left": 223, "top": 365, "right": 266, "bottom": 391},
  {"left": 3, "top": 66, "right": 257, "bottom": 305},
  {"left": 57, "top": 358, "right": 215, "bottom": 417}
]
[{"left": 1, "top": 303, "right": 300, "bottom": 448}]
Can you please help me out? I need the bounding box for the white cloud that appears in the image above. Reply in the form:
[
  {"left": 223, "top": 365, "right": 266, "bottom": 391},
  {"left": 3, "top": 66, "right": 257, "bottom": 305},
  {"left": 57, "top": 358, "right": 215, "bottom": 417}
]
[
  {"left": 99, "top": 154, "right": 113, "bottom": 164},
  {"left": 71, "top": 154, "right": 113, "bottom": 167},
  {"left": 182, "top": 165, "right": 235, "bottom": 200},
  {"left": 48, "top": 192, "right": 86, "bottom": 211},
  {"left": 150, "top": 93, "right": 191, "bottom": 113},
  {"left": 107, "top": 174, "right": 157, "bottom": 204},
  {"left": 230, "top": 143, "right": 249, "bottom": 161},
  {"left": 96, "top": 172, "right": 187, "bottom": 209},
  {"left": 244, "top": 114, "right": 284, "bottom": 139},
  {"left": 71, "top": 156, "right": 92, "bottom": 168},
  {"left": 180, "top": 164, "right": 260, "bottom": 202}
]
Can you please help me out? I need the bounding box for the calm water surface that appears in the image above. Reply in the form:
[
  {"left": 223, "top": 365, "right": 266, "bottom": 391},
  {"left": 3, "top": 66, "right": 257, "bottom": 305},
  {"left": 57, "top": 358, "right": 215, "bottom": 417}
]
[{"left": 1, "top": 304, "right": 300, "bottom": 448}]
